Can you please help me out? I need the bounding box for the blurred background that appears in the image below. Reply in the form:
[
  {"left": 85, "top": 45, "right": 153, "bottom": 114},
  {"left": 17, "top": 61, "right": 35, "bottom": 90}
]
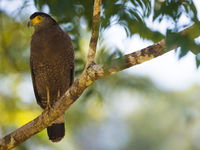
[{"left": 0, "top": 0, "right": 200, "bottom": 150}]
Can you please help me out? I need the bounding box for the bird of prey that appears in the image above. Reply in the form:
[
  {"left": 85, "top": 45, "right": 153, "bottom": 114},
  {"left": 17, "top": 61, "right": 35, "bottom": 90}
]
[{"left": 28, "top": 12, "right": 74, "bottom": 142}]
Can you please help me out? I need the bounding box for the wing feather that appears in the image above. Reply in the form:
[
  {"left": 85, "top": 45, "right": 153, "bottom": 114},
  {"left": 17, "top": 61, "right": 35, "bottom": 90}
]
[{"left": 30, "top": 57, "right": 43, "bottom": 108}]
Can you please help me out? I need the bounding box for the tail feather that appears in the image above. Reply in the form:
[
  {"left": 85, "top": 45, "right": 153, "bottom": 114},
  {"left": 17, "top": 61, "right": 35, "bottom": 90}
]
[
  {"left": 47, "top": 123, "right": 65, "bottom": 142},
  {"left": 47, "top": 115, "right": 65, "bottom": 142}
]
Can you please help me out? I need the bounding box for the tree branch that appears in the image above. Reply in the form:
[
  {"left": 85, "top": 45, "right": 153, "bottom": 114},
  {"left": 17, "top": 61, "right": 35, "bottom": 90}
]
[
  {"left": 0, "top": 5, "right": 199, "bottom": 150},
  {"left": 102, "top": 24, "right": 200, "bottom": 76},
  {"left": 86, "top": 0, "right": 102, "bottom": 67}
]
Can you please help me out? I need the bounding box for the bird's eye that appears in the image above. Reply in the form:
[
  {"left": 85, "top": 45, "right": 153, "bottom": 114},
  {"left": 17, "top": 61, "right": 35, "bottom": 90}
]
[{"left": 38, "top": 17, "right": 41, "bottom": 20}]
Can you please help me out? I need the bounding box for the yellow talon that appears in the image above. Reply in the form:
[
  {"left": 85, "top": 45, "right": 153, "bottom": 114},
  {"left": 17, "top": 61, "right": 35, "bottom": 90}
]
[
  {"left": 57, "top": 90, "right": 60, "bottom": 98},
  {"left": 45, "top": 86, "right": 52, "bottom": 110}
]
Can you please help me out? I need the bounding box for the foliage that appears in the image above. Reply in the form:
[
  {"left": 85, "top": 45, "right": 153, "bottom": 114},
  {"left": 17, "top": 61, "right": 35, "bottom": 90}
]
[
  {"left": 0, "top": 13, "right": 30, "bottom": 74},
  {"left": 34, "top": 0, "right": 200, "bottom": 62}
]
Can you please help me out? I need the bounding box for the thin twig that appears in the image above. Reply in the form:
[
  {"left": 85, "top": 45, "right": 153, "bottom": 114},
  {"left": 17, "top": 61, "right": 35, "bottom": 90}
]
[{"left": 86, "top": 0, "right": 102, "bottom": 67}]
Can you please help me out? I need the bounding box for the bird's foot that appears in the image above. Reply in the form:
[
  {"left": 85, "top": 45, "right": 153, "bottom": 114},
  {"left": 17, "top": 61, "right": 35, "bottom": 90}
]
[
  {"left": 44, "top": 103, "right": 53, "bottom": 111},
  {"left": 44, "top": 86, "right": 53, "bottom": 111}
]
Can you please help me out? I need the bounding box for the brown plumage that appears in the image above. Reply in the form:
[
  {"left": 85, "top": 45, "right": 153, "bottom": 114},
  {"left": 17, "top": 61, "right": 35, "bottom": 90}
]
[{"left": 28, "top": 12, "right": 74, "bottom": 142}]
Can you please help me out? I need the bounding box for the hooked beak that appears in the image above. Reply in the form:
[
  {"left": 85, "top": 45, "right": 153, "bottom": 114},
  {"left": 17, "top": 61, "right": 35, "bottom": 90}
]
[{"left": 27, "top": 20, "right": 33, "bottom": 27}]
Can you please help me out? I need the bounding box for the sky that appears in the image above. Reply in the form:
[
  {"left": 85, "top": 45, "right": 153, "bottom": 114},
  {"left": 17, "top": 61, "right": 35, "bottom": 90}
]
[{"left": 1, "top": 0, "right": 200, "bottom": 91}]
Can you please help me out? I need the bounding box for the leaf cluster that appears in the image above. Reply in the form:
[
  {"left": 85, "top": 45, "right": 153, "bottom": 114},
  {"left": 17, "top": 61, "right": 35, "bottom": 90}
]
[{"left": 34, "top": 0, "right": 200, "bottom": 67}]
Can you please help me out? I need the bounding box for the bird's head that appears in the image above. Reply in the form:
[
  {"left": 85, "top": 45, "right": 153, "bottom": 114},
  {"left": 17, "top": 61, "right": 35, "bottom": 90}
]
[{"left": 28, "top": 12, "right": 57, "bottom": 29}]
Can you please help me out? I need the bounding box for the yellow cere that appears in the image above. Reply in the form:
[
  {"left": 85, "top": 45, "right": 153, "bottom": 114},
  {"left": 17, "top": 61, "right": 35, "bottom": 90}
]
[{"left": 31, "top": 16, "right": 44, "bottom": 26}]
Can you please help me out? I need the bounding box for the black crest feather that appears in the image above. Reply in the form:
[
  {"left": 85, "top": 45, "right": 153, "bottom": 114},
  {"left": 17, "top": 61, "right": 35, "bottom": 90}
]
[
  {"left": 30, "top": 12, "right": 51, "bottom": 19},
  {"left": 30, "top": 12, "right": 57, "bottom": 24}
]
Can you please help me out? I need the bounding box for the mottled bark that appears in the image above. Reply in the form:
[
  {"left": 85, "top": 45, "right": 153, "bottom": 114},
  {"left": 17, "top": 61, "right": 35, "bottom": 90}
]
[{"left": 87, "top": 0, "right": 102, "bottom": 67}]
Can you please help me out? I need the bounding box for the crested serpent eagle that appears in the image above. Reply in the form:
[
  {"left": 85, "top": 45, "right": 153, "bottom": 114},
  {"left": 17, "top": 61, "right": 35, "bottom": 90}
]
[{"left": 28, "top": 12, "right": 74, "bottom": 142}]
